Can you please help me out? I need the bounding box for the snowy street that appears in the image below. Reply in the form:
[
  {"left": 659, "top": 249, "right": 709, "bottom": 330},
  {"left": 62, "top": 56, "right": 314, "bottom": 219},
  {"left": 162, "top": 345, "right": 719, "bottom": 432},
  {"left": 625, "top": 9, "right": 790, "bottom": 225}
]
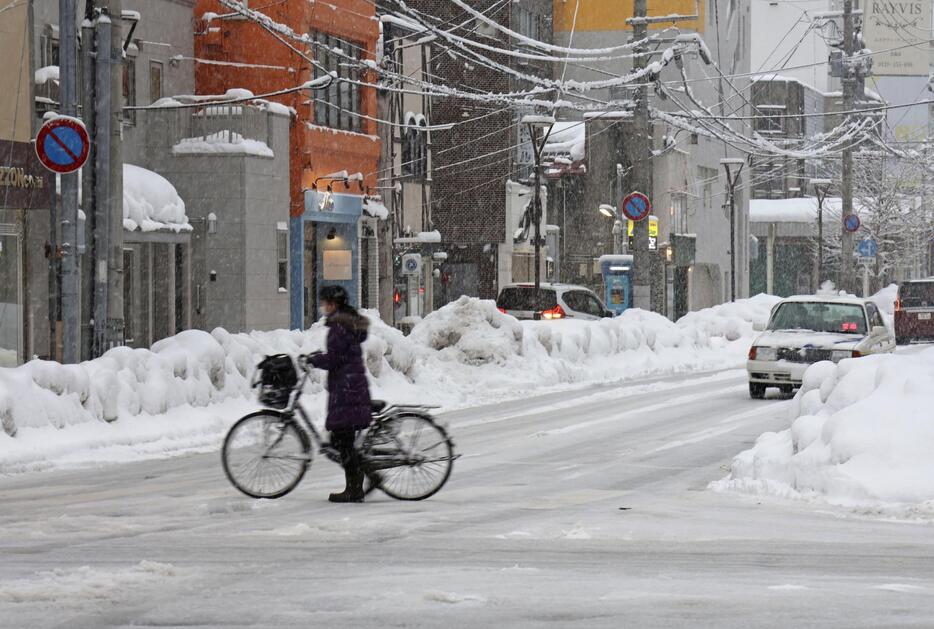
[{"left": 3, "top": 363, "right": 934, "bottom": 628}]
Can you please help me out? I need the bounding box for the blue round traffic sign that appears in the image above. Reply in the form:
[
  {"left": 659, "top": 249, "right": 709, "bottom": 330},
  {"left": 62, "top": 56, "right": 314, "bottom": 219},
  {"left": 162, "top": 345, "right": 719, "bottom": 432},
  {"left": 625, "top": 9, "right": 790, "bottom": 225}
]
[
  {"left": 35, "top": 116, "right": 90, "bottom": 174},
  {"left": 856, "top": 238, "right": 877, "bottom": 257},
  {"left": 843, "top": 214, "right": 861, "bottom": 233},
  {"left": 621, "top": 192, "right": 651, "bottom": 222}
]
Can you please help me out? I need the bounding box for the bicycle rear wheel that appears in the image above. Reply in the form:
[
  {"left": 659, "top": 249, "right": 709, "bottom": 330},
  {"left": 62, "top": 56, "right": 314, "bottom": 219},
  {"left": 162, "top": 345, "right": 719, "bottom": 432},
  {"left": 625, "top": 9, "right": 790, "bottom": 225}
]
[
  {"left": 362, "top": 414, "right": 454, "bottom": 501},
  {"left": 222, "top": 411, "right": 310, "bottom": 499}
]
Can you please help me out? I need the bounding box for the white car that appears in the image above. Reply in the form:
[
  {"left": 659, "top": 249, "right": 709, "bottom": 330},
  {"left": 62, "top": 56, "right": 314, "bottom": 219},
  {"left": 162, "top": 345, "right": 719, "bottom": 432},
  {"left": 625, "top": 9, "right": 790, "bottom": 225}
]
[
  {"left": 747, "top": 296, "right": 895, "bottom": 398},
  {"left": 496, "top": 283, "right": 613, "bottom": 321}
]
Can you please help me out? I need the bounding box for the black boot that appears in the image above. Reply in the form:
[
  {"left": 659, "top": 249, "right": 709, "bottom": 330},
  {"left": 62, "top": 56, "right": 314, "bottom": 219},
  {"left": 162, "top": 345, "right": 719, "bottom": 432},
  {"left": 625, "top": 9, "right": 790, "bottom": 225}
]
[{"left": 329, "top": 468, "right": 365, "bottom": 503}]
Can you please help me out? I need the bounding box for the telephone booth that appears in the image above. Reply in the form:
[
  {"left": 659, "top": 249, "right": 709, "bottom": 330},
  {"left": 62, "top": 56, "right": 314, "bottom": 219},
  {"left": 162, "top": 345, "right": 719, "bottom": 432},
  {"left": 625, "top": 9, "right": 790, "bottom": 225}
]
[{"left": 599, "top": 254, "right": 634, "bottom": 315}]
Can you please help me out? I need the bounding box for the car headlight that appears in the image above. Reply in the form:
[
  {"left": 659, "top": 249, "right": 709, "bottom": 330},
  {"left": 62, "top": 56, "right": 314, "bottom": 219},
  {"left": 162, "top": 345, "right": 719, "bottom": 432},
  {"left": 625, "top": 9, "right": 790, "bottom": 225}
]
[
  {"left": 830, "top": 349, "right": 856, "bottom": 362},
  {"left": 753, "top": 347, "right": 777, "bottom": 361}
]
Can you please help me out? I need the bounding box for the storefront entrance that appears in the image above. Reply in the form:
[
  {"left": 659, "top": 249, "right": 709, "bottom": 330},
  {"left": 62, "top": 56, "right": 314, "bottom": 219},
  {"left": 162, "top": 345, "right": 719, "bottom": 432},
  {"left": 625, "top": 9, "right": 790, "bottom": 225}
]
[{"left": 0, "top": 226, "right": 22, "bottom": 366}]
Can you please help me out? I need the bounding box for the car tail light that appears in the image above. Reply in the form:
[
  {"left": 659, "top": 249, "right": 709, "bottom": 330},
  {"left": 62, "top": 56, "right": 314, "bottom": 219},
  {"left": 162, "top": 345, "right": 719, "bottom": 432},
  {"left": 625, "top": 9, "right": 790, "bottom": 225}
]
[
  {"left": 851, "top": 350, "right": 862, "bottom": 358},
  {"left": 895, "top": 297, "right": 902, "bottom": 312},
  {"left": 541, "top": 305, "right": 566, "bottom": 320},
  {"left": 497, "top": 307, "right": 507, "bottom": 314},
  {"left": 748, "top": 346, "right": 757, "bottom": 360}
]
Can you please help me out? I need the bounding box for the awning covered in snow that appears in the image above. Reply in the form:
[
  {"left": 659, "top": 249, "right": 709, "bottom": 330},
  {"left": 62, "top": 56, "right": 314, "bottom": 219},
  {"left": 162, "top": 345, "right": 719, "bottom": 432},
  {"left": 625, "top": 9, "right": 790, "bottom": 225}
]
[{"left": 123, "top": 164, "right": 192, "bottom": 233}]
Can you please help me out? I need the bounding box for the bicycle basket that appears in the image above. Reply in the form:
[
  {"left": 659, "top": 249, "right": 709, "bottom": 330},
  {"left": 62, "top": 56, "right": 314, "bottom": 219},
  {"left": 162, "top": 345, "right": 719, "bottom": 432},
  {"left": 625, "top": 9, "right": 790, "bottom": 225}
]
[{"left": 254, "top": 354, "right": 298, "bottom": 409}]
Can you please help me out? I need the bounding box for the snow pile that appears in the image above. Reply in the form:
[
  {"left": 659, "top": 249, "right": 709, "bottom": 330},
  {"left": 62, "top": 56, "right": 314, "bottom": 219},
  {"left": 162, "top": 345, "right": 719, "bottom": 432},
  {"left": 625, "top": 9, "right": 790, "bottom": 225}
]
[
  {"left": 122, "top": 164, "right": 191, "bottom": 232},
  {"left": 0, "top": 296, "right": 773, "bottom": 472},
  {"left": 713, "top": 347, "right": 934, "bottom": 512},
  {"left": 409, "top": 297, "right": 524, "bottom": 365},
  {"left": 172, "top": 131, "right": 274, "bottom": 158},
  {"left": 676, "top": 294, "right": 780, "bottom": 342}
]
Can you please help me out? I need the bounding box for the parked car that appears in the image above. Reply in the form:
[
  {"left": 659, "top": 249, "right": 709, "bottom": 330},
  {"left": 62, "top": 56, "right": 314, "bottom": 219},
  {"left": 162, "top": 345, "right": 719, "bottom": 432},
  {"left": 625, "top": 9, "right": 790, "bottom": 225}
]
[
  {"left": 895, "top": 278, "right": 934, "bottom": 344},
  {"left": 496, "top": 283, "right": 613, "bottom": 321},
  {"left": 747, "top": 296, "right": 895, "bottom": 398}
]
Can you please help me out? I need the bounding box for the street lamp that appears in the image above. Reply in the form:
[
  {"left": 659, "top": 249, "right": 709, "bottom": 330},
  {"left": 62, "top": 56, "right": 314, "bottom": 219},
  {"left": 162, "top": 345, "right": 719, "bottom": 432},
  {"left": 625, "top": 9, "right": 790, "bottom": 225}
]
[
  {"left": 598, "top": 204, "right": 624, "bottom": 254},
  {"left": 810, "top": 178, "right": 832, "bottom": 289},
  {"left": 721, "top": 158, "right": 745, "bottom": 302},
  {"left": 522, "top": 114, "right": 555, "bottom": 291}
]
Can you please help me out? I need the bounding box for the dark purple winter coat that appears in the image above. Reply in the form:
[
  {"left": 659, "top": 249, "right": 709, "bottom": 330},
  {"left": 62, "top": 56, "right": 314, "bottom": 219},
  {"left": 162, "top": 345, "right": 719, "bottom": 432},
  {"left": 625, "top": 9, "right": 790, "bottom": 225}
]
[{"left": 308, "top": 310, "right": 373, "bottom": 431}]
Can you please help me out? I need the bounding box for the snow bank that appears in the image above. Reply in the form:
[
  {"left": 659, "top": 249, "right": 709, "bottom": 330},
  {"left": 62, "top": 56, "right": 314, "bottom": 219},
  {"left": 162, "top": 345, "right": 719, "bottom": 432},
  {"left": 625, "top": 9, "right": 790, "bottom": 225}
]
[
  {"left": 122, "top": 164, "right": 191, "bottom": 232},
  {"left": 0, "top": 296, "right": 774, "bottom": 472},
  {"left": 172, "top": 131, "right": 274, "bottom": 158},
  {"left": 713, "top": 347, "right": 934, "bottom": 513}
]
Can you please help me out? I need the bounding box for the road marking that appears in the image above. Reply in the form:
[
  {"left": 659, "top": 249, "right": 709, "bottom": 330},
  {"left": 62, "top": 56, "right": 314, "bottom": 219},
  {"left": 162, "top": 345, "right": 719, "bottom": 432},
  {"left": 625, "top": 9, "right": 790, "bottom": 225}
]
[
  {"left": 530, "top": 385, "right": 747, "bottom": 438},
  {"left": 646, "top": 404, "right": 785, "bottom": 454}
]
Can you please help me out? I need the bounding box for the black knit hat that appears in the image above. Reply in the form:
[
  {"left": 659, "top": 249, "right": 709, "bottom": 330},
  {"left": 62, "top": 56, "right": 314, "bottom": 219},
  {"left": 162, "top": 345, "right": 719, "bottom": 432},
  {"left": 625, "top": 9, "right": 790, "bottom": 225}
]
[{"left": 319, "top": 284, "right": 350, "bottom": 307}]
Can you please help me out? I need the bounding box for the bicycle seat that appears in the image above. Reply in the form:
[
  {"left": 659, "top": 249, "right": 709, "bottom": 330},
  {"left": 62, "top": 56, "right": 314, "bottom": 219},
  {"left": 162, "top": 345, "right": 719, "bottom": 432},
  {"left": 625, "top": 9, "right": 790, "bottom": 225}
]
[{"left": 371, "top": 400, "right": 387, "bottom": 414}]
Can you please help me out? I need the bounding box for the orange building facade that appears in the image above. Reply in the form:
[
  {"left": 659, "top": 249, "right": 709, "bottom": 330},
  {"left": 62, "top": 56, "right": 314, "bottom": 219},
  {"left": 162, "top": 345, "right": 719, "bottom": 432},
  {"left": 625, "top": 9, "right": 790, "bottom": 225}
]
[{"left": 194, "top": 0, "right": 381, "bottom": 218}]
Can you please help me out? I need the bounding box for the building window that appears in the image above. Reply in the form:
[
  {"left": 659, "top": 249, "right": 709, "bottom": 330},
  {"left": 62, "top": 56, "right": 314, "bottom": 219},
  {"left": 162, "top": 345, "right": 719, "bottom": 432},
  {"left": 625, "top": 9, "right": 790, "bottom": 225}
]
[
  {"left": 40, "top": 28, "right": 60, "bottom": 68},
  {"left": 755, "top": 106, "right": 785, "bottom": 135},
  {"left": 401, "top": 114, "right": 428, "bottom": 180},
  {"left": 277, "top": 225, "right": 289, "bottom": 292},
  {"left": 311, "top": 31, "right": 362, "bottom": 132},
  {"left": 149, "top": 61, "right": 163, "bottom": 104},
  {"left": 123, "top": 57, "right": 137, "bottom": 124}
]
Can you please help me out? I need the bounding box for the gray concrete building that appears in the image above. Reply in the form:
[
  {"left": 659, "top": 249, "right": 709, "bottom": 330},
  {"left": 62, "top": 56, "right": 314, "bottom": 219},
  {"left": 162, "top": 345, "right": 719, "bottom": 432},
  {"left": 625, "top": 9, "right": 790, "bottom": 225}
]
[
  {"left": 551, "top": 0, "right": 752, "bottom": 316},
  {"left": 134, "top": 104, "right": 292, "bottom": 334}
]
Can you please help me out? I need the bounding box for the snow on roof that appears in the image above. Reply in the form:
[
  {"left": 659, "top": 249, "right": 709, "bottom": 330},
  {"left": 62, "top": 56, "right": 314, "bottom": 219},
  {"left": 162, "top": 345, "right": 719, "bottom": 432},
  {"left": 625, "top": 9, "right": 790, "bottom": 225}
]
[
  {"left": 363, "top": 198, "right": 389, "bottom": 220},
  {"left": 750, "top": 197, "right": 843, "bottom": 223},
  {"left": 35, "top": 65, "right": 59, "bottom": 85},
  {"left": 172, "top": 131, "right": 274, "bottom": 158},
  {"left": 751, "top": 74, "right": 825, "bottom": 96},
  {"left": 780, "top": 294, "right": 869, "bottom": 306},
  {"left": 394, "top": 230, "right": 441, "bottom": 244},
  {"left": 251, "top": 99, "right": 295, "bottom": 117},
  {"left": 543, "top": 121, "right": 586, "bottom": 162},
  {"left": 123, "top": 164, "right": 191, "bottom": 233}
]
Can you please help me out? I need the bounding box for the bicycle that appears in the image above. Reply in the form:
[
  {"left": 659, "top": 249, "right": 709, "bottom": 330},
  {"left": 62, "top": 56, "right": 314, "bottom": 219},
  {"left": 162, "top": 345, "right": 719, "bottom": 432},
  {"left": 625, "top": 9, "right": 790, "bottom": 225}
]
[{"left": 221, "top": 353, "right": 458, "bottom": 501}]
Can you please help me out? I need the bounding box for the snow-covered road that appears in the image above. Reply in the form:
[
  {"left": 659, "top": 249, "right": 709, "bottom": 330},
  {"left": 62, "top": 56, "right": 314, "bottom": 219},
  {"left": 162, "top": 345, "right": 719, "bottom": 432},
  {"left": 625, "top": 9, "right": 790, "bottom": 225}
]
[{"left": 2, "top": 367, "right": 933, "bottom": 628}]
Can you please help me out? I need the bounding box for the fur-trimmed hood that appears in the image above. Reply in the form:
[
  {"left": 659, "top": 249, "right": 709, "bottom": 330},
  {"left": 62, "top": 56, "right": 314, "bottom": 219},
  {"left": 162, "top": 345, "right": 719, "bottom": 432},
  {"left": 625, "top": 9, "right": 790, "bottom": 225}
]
[{"left": 326, "top": 309, "right": 369, "bottom": 342}]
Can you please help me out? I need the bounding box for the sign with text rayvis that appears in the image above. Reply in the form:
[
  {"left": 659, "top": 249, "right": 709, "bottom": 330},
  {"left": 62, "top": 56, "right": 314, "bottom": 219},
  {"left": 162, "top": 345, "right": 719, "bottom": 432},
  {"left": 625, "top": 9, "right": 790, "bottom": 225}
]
[{"left": 863, "top": 0, "right": 933, "bottom": 76}]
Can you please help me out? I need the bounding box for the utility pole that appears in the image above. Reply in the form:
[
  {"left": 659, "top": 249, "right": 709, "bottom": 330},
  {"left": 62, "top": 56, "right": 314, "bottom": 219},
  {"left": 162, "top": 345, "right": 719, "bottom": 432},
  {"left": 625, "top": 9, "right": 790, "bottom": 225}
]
[
  {"left": 90, "top": 0, "right": 124, "bottom": 356},
  {"left": 522, "top": 116, "right": 554, "bottom": 293},
  {"left": 92, "top": 6, "right": 112, "bottom": 356},
  {"left": 840, "top": 0, "right": 856, "bottom": 294},
  {"left": 629, "top": 0, "right": 652, "bottom": 310},
  {"left": 721, "top": 158, "right": 744, "bottom": 302},
  {"left": 59, "top": 0, "right": 79, "bottom": 363},
  {"left": 811, "top": 178, "right": 831, "bottom": 290},
  {"left": 108, "top": 0, "right": 125, "bottom": 350},
  {"left": 81, "top": 3, "right": 96, "bottom": 360}
]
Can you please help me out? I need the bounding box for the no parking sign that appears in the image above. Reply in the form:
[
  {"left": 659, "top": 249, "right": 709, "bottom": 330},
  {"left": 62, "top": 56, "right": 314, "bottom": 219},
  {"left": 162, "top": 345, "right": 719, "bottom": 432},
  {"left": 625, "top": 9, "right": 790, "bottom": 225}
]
[{"left": 35, "top": 116, "right": 90, "bottom": 174}]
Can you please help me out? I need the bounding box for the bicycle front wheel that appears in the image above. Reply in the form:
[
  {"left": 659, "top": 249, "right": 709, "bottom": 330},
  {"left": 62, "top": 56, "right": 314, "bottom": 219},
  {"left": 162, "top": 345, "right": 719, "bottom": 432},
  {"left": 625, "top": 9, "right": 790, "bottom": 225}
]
[
  {"left": 362, "top": 414, "right": 454, "bottom": 501},
  {"left": 222, "top": 411, "right": 310, "bottom": 499}
]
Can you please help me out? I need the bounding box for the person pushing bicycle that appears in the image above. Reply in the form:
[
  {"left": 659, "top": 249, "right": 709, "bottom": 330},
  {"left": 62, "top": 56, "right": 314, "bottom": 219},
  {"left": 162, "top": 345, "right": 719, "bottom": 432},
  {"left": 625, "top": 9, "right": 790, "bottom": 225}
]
[{"left": 307, "top": 285, "right": 373, "bottom": 503}]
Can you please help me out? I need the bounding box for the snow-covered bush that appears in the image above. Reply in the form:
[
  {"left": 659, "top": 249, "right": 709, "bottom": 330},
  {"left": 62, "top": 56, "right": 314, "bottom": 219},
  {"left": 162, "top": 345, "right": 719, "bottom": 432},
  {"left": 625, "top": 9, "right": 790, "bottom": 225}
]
[{"left": 714, "top": 347, "right": 934, "bottom": 510}]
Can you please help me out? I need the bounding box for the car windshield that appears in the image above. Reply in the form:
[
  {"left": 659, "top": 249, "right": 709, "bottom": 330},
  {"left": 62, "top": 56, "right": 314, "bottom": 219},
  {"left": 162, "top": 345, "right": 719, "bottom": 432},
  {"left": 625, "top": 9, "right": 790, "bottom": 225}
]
[
  {"left": 899, "top": 281, "right": 934, "bottom": 307},
  {"left": 496, "top": 287, "right": 558, "bottom": 311},
  {"left": 768, "top": 301, "right": 867, "bottom": 335}
]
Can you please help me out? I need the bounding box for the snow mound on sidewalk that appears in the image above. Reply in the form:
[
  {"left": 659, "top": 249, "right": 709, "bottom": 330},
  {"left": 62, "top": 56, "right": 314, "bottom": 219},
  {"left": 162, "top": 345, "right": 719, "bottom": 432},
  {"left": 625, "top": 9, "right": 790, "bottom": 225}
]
[
  {"left": 408, "top": 296, "right": 523, "bottom": 365},
  {"left": 713, "top": 347, "right": 934, "bottom": 512},
  {"left": 676, "top": 294, "right": 780, "bottom": 342},
  {"left": 1, "top": 296, "right": 772, "bottom": 472}
]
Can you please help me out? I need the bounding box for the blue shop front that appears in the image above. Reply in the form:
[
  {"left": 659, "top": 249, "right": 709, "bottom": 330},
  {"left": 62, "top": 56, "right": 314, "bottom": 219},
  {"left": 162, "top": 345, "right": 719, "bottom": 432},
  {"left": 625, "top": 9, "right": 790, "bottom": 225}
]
[{"left": 290, "top": 191, "right": 362, "bottom": 329}]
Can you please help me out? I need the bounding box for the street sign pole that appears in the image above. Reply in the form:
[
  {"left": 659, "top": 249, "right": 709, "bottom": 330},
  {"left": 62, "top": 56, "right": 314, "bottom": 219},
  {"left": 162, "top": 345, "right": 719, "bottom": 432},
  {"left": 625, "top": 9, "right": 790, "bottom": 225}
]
[{"left": 60, "top": 0, "right": 79, "bottom": 363}]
